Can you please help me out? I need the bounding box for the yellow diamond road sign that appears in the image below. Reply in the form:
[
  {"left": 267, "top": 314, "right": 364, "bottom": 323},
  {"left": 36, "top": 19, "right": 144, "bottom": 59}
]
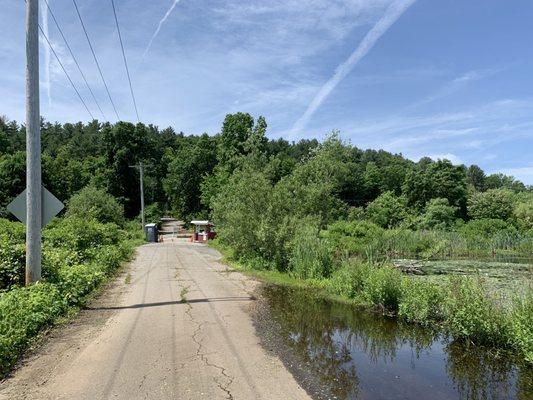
[{"left": 7, "top": 186, "right": 64, "bottom": 226}]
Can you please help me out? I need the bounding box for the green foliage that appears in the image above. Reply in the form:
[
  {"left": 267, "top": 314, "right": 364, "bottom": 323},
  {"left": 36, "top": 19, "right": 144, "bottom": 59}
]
[
  {"left": 421, "top": 198, "right": 458, "bottom": 229},
  {"left": 142, "top": 202, "right": 165, "bottom": 224},
  {"left": 468, "top": 189, "right": 515, "bottom": 220},
  {"left": 361, "top": 266, "right": 403, "bottom": 312},
  {"left": 507, "top": 293, "right": 533, "bottom": 363},
  {"left": 458, "top": 218, "right": 517, "bottom": 239},
  {"left": 0, "top": 219, "right": 25, "bottom": 290},
  {"left": 163, "top": 134, "right": 217, "bottom": 219},
  {"left": 0, "top": 283, "right": 64, "bottom": 376},
  {"left": 399, "top": 279, "right": 444, "bottom": 325},
  {"left": 276, "top": 135, "right": 351, "bottom": 226},
  {"left": 365, "top": 191, "right": 408, "bottom": 228},
  {"left": 513, "top": 193, "right": 533, "bottom": 231},
  {"left": 0, "top": 218, "right": 137, "bottom": 376},
  {"left": 0, "top": 151, "right": 25, "bottom": 217},
  {"left": 328, "top": 260, "right": 372, "bottom": 299},
  {"left": 443, "top": 277, "right": 505, "bottom": 345},
  {"left": 44, "top": 217, "right": 120, "bottom": 256},
  {"left": 484, "top": 173, "right": 527, "bottom": 192},
  {"left": 66, "top": 186, "right": 124, "bottom": 226},
  {"left": 467, "top": 164, "right": 486, "bottom": 191},
  {"left": 217, "top": 112, "right": 255, "bottom": 165},
  {"left": 403, "top": 159, "right": 468, "bottom": 215},
  {"left": 324, "top": 220, "right": 385, "bottom": 259},
  {"left": 288, "top": 221, "right": 332, "bottom": 280},
  {"left": 212, "top": 167, "right": 273, "bottom": 259}
]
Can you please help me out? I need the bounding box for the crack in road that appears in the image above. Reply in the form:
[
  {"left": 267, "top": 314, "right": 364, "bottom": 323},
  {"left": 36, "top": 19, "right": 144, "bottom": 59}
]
[{"left": 184, "top": 300, "right": 235, "bottom": 400}]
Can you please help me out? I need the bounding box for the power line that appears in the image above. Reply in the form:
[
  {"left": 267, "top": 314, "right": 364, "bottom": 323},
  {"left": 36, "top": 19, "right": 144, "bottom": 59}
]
[
  {"left": 71, "top": 0, "right": 120, "bottom": 120},
  {"left": 38, "top": 24, "right": 95, "bottom": 120},
  {"left": 42, "top": 0, "right": 106, "bottom": 121},
  {"left": 110, "top": 0, "right": 140, "bottom": 122}
]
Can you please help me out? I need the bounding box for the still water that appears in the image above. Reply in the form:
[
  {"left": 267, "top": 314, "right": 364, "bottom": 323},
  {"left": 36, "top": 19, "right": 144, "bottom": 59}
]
[{"left": 256, "top": 285, "right": 532, "bottom": 400}]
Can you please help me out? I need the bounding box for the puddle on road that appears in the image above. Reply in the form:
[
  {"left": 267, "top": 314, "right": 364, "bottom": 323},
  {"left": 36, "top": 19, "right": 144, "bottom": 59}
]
[{"left": 255, "top": 285, "right": 533, "bottom": 400}]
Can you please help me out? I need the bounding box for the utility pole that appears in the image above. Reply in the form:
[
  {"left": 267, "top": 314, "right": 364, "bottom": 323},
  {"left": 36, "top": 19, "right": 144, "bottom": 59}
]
[
  {"left": 130, "top": 162, "right": 146, "bottom": 231},
  {"left": 139, "top": 162, "right": 145, "bottom": 230},
  {"left": 26, "top": 0, "right": 41, "bottom": 284}
]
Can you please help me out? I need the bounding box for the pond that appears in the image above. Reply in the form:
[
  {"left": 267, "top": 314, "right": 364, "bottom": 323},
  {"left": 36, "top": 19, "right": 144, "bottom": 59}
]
[{"left": 254, "top": 285, "right": 532, "bottom": 400}]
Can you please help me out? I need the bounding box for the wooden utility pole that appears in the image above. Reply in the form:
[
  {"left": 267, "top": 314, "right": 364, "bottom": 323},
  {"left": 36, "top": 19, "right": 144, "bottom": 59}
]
[
  {"left": 25, "top": 0, "right": 42, "bottom": 284},
  {"left": 130, "top": 162, "right": 146, "bottom": 231},
  {"left": 139, "top": 162, "right": 145, "bottom": 230}
]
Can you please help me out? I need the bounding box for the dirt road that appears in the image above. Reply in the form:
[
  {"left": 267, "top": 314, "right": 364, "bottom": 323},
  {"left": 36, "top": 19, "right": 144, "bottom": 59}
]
[{"left": 0, "top": 240, "right": 310, "bottom": 400}]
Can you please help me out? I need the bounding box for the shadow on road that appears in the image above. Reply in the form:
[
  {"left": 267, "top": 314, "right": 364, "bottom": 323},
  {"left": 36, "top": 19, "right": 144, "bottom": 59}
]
[{"left": 86, "top": 296, "right": 256, "bottom": 311}]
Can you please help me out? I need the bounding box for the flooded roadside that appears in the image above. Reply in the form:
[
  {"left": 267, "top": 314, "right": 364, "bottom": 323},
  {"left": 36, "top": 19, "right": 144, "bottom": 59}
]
[{"left": 253, "top": 285, "right": 533, "bottom": 400}]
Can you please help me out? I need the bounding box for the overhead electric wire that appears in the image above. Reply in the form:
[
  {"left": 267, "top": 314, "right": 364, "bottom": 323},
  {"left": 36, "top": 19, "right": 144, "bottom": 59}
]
[
  {"left": 110, "top": 0, "right": 140, "bottom": 122},
  {"left": 38, "top": 24, "right": 94, "bottom": 119},
  {"left": 71, "top": 0, "right": 120, "bottom": 120},
  {"left": 42, "top": 0, "right": 106, "bottom": 120}
]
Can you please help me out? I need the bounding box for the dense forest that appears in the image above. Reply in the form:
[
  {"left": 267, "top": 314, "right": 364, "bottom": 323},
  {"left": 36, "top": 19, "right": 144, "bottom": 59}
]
[{"left": 0, "top": 112, "right": 530, "bottom": 225}]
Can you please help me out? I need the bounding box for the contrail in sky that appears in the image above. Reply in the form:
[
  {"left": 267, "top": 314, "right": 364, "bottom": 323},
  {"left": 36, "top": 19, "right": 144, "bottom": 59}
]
[
  {"left": 41, "top": 0, "right": 52, "bottom": 106},
  {"left": 291, "top": 0, "right": 417, "bottom": 134},
  {"left": 141, "top": 0, "right": 182, "bottom": 61}
]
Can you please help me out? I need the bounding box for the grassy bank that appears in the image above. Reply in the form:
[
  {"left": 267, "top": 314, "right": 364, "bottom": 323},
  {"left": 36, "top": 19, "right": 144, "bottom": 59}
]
[
  {"left": 210, "top": 239, "right": 533, "bottom": 365},
  {"left": 0, "top": 218, "right": 143, "bottom": 377}
]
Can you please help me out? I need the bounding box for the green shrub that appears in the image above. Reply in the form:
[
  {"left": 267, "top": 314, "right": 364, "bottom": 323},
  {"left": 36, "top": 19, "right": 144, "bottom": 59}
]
[
  {"left": 459, "top": 218, "right": 516, "bottom": 239},
  {"left": 57, "top": 263, "right": 106, "bottom": 306},
  {"left": 0, "top": 220, "right": 25, "bottom": 290},
  {"left": 507, "top": 293, "right": 533, "bottom": 363},
  {"left": 328, "top": 260, "right": 372, "bottom": 299},
  {"left": 324, "top": 220, "right": 384, "bottom": 257},
  {"left": 420, "top": 198, "right": 458, "bottom": 230},
  {"left": 0, "top": 219, "right": 138, "bottom": 376},
  {"left": 513, "top": 196, "right": 533, "bottom": 231},
  {"left": 66, "top": 185, "right": 125, "bottom": 226},
  {"left": 44, "top": 217, "right": 120, "bottom": 256},
  {"left": 443, "top": 276, "right": 506, "bottom": 345},
  {"left": 0, "top": 283, "right": 64, "bottom": 375},
  {"left": 362, "top": 266, "right": 403, "bottom": 312},
  {"left": 468, "top": 189, "right": 515, "bottom": 221},
  {"left": 365, "top": 191, "right": 409, "bottom": 228},
  {"left": 399, "top": 279, "right": 444, "bottom": 325},
  {"left": 289, "top": 221, "right": 333, "bottom": 280},
  {"left": 142, "top": 202, "right": 165, "bottom": 225}
]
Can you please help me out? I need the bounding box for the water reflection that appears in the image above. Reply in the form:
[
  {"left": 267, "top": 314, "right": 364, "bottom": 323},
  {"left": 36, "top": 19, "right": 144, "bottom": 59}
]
[{"left": 258, "top": 285, "right": 532, "bottom": 400}]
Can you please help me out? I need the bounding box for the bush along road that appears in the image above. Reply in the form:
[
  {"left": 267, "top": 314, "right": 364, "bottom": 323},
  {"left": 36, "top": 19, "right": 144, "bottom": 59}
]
[{"left": 0, "top": 217, "right": 142, "bottom": 377}]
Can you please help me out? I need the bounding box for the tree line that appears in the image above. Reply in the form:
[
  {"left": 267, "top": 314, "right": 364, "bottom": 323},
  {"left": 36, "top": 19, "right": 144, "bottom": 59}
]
[{"left": 0, "top": 113, "right": 529, "bottom": 226}]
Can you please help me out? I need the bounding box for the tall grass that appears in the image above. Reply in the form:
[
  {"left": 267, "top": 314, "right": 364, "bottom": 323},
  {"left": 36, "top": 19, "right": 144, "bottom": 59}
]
[{"left": 325, "top": 221, "right": 533, "bottom": 263}]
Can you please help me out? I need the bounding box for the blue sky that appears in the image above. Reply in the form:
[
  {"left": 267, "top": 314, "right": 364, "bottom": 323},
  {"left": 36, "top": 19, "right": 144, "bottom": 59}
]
[{"left": 1, "top": 0, "right": 532, "bottom": 183}]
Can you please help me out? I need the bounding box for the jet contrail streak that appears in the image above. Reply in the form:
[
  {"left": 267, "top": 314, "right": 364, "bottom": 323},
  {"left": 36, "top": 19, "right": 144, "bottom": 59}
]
[
  {"left": 291, "top": 0, "right": 416, "bottom": 134},
  {"left": 141, "top": 0, "right": 181, "bottom": 61}
]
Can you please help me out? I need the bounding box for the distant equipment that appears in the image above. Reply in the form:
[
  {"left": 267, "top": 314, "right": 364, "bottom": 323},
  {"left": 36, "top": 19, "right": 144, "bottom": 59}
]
[{"left": 190, "top": 220, "right": 216, "bottom": 243}]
